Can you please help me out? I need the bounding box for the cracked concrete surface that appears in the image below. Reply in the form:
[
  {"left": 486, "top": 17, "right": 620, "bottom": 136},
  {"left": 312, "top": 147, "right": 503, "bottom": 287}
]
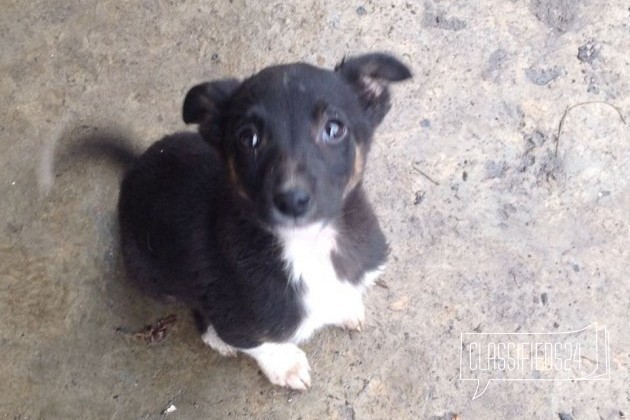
[{"left": 1, "top": 0, "right": 629, "bottom": 418}]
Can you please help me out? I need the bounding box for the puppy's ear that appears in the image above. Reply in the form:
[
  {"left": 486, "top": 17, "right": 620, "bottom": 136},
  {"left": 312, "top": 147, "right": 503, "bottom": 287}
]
[
  {"left": 182, "top": 79, "right": 240, "bottom": 139},
  {"left": 335, "top": 53, "right": 411, "bottom": 126}
]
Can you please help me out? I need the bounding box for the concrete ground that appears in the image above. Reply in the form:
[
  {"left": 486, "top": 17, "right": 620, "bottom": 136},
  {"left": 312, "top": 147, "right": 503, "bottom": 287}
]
[{"left": 1, "top": 0, "right": 629, "bottom": 418}]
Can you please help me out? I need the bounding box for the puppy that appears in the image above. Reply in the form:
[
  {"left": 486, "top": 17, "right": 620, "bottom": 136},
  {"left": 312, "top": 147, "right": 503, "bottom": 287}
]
[{"left": 118, "top": 53, "right": 411, "bottom": 389}]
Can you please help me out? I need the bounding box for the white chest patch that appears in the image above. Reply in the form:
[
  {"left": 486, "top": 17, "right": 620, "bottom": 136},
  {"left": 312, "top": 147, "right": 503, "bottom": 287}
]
[{"left": 277, "top": 223, "right": 367, "bottom": 343}]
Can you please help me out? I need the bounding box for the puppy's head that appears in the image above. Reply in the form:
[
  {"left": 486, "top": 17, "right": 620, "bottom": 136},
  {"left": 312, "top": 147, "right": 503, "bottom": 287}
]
[{"left": 183, "top": 53, "right": 411, "bottom": 228}]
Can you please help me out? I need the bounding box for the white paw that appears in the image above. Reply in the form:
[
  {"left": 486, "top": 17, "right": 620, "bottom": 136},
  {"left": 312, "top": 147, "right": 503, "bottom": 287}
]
[
  {"left": 361, "top": 265, "right": 386, "bottom": 288},
  {"left": 244, "top": 343, "right": 311, "bottom": 390},
  {"left": 341, "top": 315, "right": 365, "bottom": 332},
  {"left": 202, "top": 325, "right": 238, "bottom": 357},
  {"left": 337, "top": 298, "right": 365, "bottom": 332}
]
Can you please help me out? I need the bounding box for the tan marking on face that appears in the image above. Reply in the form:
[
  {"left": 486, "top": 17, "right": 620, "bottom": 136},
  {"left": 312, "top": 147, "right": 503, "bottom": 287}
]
[
  {"left": 227, "top": 157, "right": 249, "bottom": 200},
  {"left": 344, "top": 142, "right": 364, "bottom": 196}
]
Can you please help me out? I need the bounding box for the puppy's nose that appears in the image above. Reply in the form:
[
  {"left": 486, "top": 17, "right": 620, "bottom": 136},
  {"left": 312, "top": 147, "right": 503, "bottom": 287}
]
[{"left": 273, "top": 188, "right": 311, "bottom": 218}]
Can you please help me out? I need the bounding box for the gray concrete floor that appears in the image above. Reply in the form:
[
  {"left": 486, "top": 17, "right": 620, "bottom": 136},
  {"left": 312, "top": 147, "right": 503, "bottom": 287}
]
[{"left": 1, "top": 0, "right": 629, "bottom": 418}]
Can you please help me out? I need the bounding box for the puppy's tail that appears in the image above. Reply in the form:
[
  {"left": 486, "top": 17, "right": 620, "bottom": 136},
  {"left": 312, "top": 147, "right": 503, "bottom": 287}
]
[
  {"left": 69, "top": 128, "right": 139, "bottom": 168},
  {"left": 39, "top": 125, "right": 141, "bottom": 194}
]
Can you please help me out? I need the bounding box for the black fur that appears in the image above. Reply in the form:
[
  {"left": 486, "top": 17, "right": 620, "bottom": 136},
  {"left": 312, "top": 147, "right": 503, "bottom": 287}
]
[
  {"left": 331, "top": 187, "right": 390, "bottom": 284},
  {"left": 118, "top": 53, "right": 411, "bottom": 350}
]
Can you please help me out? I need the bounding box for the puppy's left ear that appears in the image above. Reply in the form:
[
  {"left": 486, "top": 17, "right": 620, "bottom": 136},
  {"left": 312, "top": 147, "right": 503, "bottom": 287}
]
[
  {"left": 335, "top": 53, "right": 411, "bottom": 126},
  {"left": 183, "top": 79, "right": 240, "bottom": 141}
]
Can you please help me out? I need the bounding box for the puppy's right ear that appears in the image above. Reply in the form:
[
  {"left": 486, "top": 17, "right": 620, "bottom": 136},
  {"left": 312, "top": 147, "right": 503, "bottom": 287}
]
[{"left": 182, "top": 79, "right": 240, "bottom": 137}]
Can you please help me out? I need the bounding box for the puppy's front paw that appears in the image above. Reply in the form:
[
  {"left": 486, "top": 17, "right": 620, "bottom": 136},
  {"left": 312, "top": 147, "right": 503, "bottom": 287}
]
[
  {"left": 342, "top": 316, "right": 364, "bottom": 332},
  {"left": 202, "top": 325, "right": 238, "bottom": 357},
  {"left": 338, "top": 299, "right": 365, "bottom": 332},
  {"left": 244, "top": 343, "right": 311, "bottom": 390}
]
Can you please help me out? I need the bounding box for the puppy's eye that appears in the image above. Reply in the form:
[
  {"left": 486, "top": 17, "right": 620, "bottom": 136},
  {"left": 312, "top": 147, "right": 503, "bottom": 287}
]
[
  {"left": 237, "top": 126, "right": 260, "bottom": 150},
  {"left": 321, "top": 119, "right": 347, "bottom": 144}
]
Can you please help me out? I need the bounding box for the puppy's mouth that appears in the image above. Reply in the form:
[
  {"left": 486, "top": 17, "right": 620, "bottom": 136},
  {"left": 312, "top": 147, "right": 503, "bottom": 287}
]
[{"left": 269, "top": 206, "right": 317, "bottom": 229}]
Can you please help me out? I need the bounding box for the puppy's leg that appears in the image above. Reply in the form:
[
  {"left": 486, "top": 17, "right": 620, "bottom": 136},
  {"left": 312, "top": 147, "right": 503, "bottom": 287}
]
[
  {"left": 337, "top": 289, "right": 365, "bottom": 332},
  {"left": 201, "top": 325, "right": 238, "bottom": 357},
  {"left": 242, "top": 343, "right": 311, "bottom": 390},
  {"left": 336, "top": 265, "right": 386, "bottom": 331}
]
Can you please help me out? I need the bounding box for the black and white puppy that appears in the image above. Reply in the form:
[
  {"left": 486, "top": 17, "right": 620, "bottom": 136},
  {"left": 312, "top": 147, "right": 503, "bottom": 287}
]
[{"left": 118, "top": 53, "right": 411, "bottom": 390}]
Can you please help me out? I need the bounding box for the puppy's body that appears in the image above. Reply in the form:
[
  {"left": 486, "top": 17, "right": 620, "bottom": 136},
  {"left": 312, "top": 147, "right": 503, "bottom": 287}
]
[{"left": 118, "top": 54, "right": 411, "bottom": 389}]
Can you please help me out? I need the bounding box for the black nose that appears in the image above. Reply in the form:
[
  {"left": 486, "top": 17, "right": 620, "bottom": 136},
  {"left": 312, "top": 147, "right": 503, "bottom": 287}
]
[{"left": 273, "top": 188, "right": 311, "bottom": 218}]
